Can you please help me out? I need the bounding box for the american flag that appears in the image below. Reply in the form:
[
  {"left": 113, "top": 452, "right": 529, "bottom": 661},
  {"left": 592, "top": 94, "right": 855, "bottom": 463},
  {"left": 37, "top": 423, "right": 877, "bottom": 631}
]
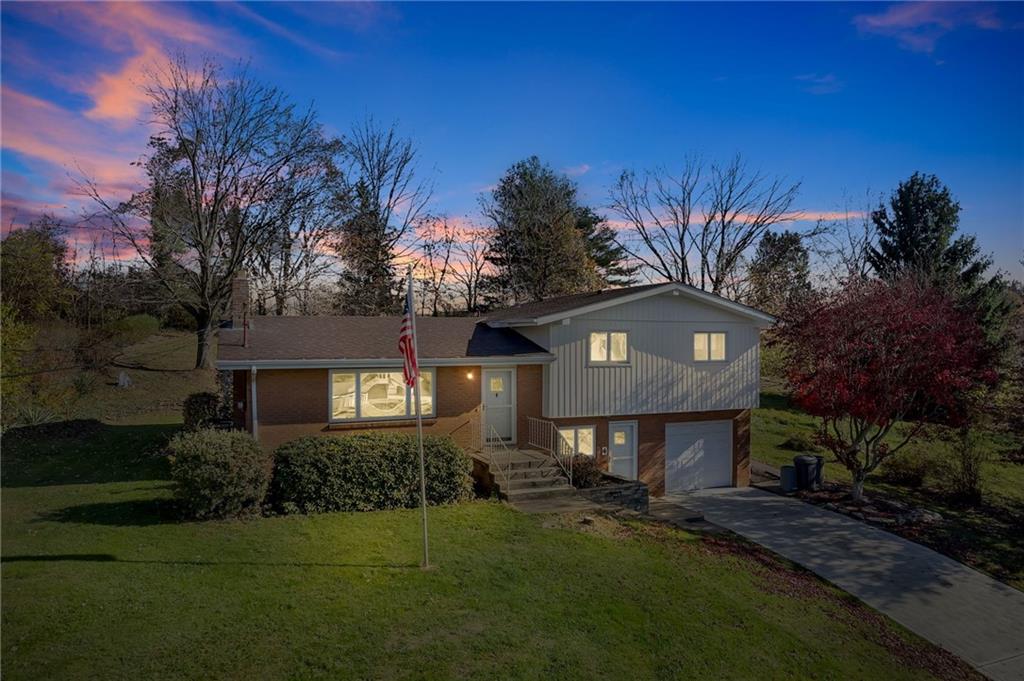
[{"left": 399, "top": 276, "right": 419, "bottom": 388}]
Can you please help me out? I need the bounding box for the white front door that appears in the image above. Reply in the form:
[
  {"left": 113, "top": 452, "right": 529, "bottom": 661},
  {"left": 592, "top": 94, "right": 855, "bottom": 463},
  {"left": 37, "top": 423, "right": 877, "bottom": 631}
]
[
  {"left": 608, "top": 421, "right": 638, "bottom": 479},
  {"left": 483, "top": 368, "right": 515, "bottom": 442}
]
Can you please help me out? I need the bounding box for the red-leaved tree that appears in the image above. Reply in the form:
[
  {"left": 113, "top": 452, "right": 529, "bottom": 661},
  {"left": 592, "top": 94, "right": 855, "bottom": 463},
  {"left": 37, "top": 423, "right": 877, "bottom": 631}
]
[{"left": 776, "top": 276, "right": 997, "bottom": 501}]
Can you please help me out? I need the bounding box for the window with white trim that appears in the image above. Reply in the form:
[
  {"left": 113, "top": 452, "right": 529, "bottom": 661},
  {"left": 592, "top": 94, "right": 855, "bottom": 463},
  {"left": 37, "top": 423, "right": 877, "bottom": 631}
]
[
  {"left": 330, "top": 369, "right": 434, "bottom": 421},
  {"left": 693, "top": 332, "right": 727, "bottom": 362},
  {"left": 558, "top": 425, "right": 596, "bottom": 456},
  {"left": 589, "top": 331, "right": 629, "bottom": 364}
]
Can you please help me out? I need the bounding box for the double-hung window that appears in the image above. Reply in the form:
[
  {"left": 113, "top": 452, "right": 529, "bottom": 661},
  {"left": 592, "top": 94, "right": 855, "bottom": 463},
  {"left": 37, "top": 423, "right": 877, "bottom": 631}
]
[
  {"left": 589, "top": 331, "right": 629, "bottom": 364},
  {"left": 330, "top": 369, "right": 434, "bottom": 421},
  {"left": 693, "top": 332, "right": 727, "bottom": 362},
  {"left": 558, "top": 426, "right": 596, "bottom": 456}
]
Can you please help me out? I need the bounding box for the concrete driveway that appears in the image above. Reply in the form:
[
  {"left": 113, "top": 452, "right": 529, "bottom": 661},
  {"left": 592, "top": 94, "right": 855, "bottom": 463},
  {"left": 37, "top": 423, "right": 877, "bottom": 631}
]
[{"left": 664, "top": 487, "right": 1024, "bottom": 681}]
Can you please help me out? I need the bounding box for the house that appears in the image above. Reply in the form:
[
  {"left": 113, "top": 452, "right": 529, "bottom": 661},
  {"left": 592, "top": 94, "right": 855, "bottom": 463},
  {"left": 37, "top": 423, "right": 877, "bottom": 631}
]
[{"left": 216, "top": 277, "right": 774, "bottom": 497}]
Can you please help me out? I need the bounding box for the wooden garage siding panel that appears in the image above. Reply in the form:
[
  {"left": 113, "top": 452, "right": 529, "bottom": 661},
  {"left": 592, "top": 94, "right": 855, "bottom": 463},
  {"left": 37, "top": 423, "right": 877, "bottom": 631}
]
[{"left": 543, "top": 296, "right": 761, "bottom": 418}]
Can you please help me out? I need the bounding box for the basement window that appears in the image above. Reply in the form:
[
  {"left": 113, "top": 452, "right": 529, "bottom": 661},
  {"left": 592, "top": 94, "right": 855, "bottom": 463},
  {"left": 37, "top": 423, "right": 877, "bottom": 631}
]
[{"left": 558, "top": 426, "right": 596, "bottom": 456}]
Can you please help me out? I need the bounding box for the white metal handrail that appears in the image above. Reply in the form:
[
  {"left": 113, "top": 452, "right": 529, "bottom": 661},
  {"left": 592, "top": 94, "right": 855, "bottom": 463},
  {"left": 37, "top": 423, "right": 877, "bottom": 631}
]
[
  {"left": 526, "top": 416, "right": 573, "bottom": 486},
  {"left": 484, "top": 425, "right": 514, "bottom": 489}
]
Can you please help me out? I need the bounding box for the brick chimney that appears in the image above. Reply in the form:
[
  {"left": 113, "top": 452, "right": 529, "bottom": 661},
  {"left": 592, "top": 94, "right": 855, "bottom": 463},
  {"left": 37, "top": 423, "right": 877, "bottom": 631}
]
[{"left": 231, "top": 275, "right": 249, "bottom": 330}]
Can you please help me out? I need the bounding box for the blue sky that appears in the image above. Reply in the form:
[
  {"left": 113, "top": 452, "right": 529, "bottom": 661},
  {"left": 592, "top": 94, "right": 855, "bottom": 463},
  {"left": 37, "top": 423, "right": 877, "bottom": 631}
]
[{"left": 2, "top": 2, "right": 1022, "bottom": 276}]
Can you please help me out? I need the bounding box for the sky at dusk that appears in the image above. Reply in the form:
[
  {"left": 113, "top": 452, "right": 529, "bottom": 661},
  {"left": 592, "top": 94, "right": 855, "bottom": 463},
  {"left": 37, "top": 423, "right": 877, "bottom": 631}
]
[{"left": 2, "top": 1, "right": 1022, "bottom": 277}]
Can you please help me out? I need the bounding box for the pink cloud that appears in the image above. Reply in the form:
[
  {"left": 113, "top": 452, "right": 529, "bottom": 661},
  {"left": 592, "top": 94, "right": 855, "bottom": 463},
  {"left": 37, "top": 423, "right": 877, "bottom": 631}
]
[
  {"left": 853, "top": 3, "right": 1006, "bottom": 53},
  {"left": 1, "top": 86, "right": 144, "bottom": 192}
]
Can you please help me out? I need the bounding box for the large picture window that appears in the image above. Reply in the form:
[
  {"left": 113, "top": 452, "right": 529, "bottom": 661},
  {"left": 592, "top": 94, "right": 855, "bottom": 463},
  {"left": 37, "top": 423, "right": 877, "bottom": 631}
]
[
  {"left": 330, "top": 369, "right": 435, "bottom": 421},
  {"left": 589, "top": 331, "right": 629, "bottom": 364}
]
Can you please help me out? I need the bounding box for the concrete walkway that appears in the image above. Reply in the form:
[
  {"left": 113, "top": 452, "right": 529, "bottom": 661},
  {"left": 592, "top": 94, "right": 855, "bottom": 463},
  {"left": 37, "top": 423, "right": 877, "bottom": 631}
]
[{"left": 664, "top": 487, "right": 1024, "bottom": 681}]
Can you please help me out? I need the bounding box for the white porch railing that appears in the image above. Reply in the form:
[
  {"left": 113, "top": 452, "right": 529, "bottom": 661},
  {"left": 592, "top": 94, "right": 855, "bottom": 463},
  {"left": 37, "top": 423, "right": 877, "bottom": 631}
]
[
  {"left": 483, "top": 425, "right": 514, "bottom": 488},
  {"left": 526, "top": 416, "right": 573, "bottom": 486}
]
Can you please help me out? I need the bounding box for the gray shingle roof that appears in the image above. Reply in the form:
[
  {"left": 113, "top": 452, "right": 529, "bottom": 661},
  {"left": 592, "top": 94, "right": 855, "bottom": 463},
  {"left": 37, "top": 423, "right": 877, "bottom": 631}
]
[
  {"left": 217, "top": 315, "right": 550, "bottom": 363},
  {"left": 484, "top": 283, "right": 665, "bottom": 322}
]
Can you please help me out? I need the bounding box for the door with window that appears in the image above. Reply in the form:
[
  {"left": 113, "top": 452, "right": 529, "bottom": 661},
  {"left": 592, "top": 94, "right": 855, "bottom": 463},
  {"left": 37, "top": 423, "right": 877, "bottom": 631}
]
[
  {"left": 608, "top": 421, "right": 638, "bottom": 479},
  {"left": 483, "top": 368, "right": 515, "bottom": 442}
]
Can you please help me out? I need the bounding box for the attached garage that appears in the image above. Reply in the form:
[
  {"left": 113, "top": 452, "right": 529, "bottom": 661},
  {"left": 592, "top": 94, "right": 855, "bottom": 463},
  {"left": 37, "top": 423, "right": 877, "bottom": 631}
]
[{"left": 664, "top": 420, "right": 734, "bottom": 493}]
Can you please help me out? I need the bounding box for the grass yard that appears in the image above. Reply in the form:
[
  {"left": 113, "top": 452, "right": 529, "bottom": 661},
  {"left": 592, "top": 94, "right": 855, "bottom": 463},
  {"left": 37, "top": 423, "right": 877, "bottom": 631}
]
[
  {"left": 753, "top": 381, "right": 1024, "bottom": 591},
  {"left": 1, "top": 422, "right": 978, "bottom": 681}
]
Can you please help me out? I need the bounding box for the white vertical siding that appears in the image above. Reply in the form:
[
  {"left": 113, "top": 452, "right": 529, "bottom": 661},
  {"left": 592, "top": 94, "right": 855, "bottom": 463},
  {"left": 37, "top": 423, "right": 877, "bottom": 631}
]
[{"left": 533, "top": 292, "right": 762, "bottom": 418}]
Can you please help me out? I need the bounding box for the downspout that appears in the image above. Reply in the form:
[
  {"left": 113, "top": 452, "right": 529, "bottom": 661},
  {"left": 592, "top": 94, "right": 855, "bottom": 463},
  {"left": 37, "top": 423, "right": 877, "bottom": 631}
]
[{"left": 250, "top": 366, "right": 259, "bottom": 442}]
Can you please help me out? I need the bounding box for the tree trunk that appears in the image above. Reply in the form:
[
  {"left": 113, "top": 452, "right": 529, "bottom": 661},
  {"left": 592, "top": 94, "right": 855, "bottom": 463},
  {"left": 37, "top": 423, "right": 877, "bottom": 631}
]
[
  {"left": 850, "top": 474, "right": 866, "bottom": 503},
  {"left": 194, "top": 311, "right": 215, "bottom": 370}
]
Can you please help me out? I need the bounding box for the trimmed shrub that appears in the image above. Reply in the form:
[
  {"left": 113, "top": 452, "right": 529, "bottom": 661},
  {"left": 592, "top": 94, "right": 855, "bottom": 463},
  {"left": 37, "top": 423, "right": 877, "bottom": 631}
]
[
  {"left": 270, "top": 433, "right": 472, "bottom": 514},
  {"left": 879, "top": 447, "right": 932, "bottom": 487},
  {"left": 778, "top": 430, "right": 821, "bottom": 453},
  {"left": 168, "top": 429, "right": 272, "bottom": 519},
  {"left": 570, "top": 454, "right": 605, "bottom": 489},
  {"left": 183, "top": 392, "right": 221, "bottom": 431}
]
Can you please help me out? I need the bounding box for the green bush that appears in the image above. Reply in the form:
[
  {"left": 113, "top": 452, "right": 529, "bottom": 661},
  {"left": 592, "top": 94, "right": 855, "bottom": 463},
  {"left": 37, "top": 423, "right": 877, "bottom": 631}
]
[
  {"left": 570, "top": 454, "right": 605, "bottom": 489},
  {"left": 183, "top": 392, "right": 221, "bottom": 431},
  {"left": 270, "top": 433, "right": 472, "bottom": 514},
  {"left": 168, "top": 429, "right": 272, "bottom": 519},
  {"left": 778, "top": 430, "right": 821, "bottom": 453},
  {"left": 106, "top": 314, "right": 160, "bottom": 346},
  {"left": 879, "top": 447, "right": 932, "bottom": 488},
  {"left": 937, "top": 427, "right": 987, "bottom": 503}
]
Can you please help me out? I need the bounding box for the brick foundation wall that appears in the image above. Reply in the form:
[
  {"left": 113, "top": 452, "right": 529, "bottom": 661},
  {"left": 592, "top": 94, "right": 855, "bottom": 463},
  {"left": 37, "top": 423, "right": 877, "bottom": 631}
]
[
  {"left": 245, "top": 366, "right": 485, "bottom": 452},
  {"left": 548, "top": 409, "right": 750, "bottom": 496}
]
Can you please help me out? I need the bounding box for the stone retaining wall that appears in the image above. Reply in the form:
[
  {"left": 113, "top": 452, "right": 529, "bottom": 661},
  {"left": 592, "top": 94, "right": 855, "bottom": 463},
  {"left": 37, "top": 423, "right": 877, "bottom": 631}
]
[{"left": 578, "top": 474, "right": 649, "bottom": 513}]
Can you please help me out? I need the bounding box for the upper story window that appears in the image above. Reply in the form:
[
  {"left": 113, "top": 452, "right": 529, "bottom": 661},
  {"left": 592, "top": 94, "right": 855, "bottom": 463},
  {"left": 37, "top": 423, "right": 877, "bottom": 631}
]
[
  {"left": 693, "top": 332, "right": 727, "bottom": 362},
  {"left": 330, "top": 368, "right": 434, "bottom": 422},
  {"left": 589, "top": 331, "right": 629, "bottom": 364}
]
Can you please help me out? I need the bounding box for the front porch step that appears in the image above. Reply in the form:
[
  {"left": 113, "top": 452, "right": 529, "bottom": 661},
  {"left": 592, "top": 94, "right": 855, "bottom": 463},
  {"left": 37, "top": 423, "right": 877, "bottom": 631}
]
[
  {"left": 503, "top": 483, "right": 579, "bottom": 502},
  {"left": 499, "top": 476, "right": 571, "bottom": 492},
  {"left": 507, "top": 465, "right": 564, "bottom": 480}
]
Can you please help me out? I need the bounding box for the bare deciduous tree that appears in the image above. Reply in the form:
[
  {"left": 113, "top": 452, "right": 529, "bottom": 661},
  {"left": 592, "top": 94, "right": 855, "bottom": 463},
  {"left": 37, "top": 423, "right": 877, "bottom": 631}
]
[
  {"left": 416, "top": 216, "right": 457, "bottom": 316},
  {"left": 250, "top": 158, "right": 346, "bottom": 316},
  {"left": 810, "top": 192, "right": 878, "bottom": 287},
  {"left": 334, "top": 118, "right": 433, "bottom": 315},
  {"left": 85, "top": 56, "right": 337, "bottom": 368},
  {"left": 609, "top": 155, "right": 800, "bottom": 296},
  {"left": 451, "top": 227, "right": 489, "bottom": 313}
]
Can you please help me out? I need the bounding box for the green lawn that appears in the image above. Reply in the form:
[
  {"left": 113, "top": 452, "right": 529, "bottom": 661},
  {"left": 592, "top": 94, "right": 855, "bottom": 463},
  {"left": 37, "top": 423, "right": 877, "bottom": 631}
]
[
  {"left": 1, "top": 423, "right": 975, "bottom": 681},
  {"left": 753, "top": 380, "right": 1024, "bottom": 590}
]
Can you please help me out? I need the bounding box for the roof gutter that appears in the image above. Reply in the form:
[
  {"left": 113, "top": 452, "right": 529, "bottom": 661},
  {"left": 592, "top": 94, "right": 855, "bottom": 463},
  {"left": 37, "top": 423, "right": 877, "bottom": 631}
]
[{"left": 216, "top": 355, "right": 555, "bottom": 371}]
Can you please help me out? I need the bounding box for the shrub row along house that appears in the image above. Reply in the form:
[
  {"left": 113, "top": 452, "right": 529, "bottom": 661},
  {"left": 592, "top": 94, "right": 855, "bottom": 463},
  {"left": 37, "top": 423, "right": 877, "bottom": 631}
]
[{"left": 217, "top": 277, "right": 773, "bottom": 498}]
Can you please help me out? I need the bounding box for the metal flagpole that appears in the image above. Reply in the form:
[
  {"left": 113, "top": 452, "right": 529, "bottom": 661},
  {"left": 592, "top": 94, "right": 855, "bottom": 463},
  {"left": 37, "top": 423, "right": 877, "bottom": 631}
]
[{"left": 408, "top": 266, "right": 430, "bottom": 569}]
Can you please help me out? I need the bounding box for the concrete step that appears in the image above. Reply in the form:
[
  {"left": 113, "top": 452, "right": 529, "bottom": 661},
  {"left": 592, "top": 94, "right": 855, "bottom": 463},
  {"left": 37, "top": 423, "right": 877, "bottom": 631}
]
[
  {"left": 499, "top": 476, "right": 571, "bottom": 492},
  {"left": 507, "top": 465, "right": 564, "bottom": 480},
  {"left": 503, "top": 484, "right": 578, "bottom": 501}
]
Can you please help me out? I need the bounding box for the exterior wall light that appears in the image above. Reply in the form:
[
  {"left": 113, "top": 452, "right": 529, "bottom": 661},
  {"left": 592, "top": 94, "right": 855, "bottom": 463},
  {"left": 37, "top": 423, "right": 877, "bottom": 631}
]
[{"left": 466, "top": 371, "right": 474, "bottom": 380}]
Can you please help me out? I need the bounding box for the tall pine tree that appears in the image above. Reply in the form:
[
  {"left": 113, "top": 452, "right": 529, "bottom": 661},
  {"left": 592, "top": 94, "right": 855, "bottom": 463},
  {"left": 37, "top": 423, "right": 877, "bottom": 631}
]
[
  {"left": 868, "top": 172, "right": 1012, "bottom": 349},
  {"left": 483, "top": 157, "right": 628, "bottom": 304}
]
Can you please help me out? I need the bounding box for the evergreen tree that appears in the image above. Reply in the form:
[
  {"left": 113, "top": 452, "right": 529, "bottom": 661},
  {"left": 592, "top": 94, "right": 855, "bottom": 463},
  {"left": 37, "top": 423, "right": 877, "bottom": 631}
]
[
  {"left": 747, "top": 230, "right": 811, "bottom": 316},
  {"left": 868, "top": 172, "right": 1012, "bottom": 348},
  {"left": 574, "top": 206, "right": 638, "bottom": 287},
  {"left": 483, "top": 157, "right": 623, "bottom": 304},
  {"left": 335, "top": 180, "right": 401, "bottom": 315}
]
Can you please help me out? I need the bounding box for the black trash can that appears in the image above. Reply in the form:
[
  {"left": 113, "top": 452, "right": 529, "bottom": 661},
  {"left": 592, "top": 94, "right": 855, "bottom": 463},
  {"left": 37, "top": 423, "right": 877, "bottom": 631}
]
[{"left": 794, "top": 455, "right": 818, "bottom": 490}]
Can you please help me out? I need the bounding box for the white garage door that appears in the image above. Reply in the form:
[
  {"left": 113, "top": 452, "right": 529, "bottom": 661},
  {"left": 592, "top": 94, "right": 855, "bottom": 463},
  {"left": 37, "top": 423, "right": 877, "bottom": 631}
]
[{"left": 665, "top": 421, "right": 733, "bottom": 492}]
